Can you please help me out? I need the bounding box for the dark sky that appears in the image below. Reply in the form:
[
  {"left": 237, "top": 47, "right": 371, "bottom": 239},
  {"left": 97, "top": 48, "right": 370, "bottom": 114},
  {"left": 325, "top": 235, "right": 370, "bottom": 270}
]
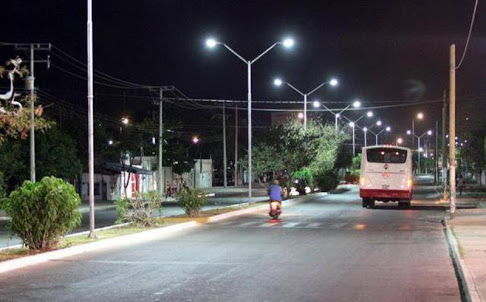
[{"left": 2, "top": 0, "right": 485, "bottom": 135}]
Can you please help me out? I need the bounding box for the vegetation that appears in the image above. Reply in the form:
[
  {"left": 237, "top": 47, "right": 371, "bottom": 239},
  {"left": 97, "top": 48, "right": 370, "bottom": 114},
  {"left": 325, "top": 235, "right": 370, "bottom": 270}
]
[
  {"left": 178, "top": 188, "right": 207, "bottom": 217},
  {"left": 249, "top": 118, "right": 349, "bottom": 193},
  {"left": 115, "top": 191, "right": 162, "bottom": 227},
  {"left": 1, "top": 177, "right": 82, "bottom": 251}
]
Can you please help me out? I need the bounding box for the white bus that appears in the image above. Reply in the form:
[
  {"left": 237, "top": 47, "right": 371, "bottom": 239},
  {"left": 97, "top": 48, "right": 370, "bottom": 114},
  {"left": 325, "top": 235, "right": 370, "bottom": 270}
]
[{"left": 359, "top": 145, "right": 413, "bottom": 208}]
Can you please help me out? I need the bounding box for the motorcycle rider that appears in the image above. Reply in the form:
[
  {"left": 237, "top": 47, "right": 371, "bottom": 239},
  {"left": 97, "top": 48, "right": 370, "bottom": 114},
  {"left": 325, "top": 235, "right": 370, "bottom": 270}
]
[{"left": 268, "top": 179, "right": 284, "bottom": 202}]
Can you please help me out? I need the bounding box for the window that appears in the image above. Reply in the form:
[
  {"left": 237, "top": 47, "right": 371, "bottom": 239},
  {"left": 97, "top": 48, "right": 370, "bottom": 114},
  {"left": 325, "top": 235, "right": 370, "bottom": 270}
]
[{"left": 367, "top": 148, "right": 407, "bottom": 164}]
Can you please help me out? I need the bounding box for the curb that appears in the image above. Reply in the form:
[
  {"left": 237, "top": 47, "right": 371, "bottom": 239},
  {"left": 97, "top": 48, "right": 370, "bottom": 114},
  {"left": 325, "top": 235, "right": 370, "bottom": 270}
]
[
  {"left": 442, "top": 218, "right": 481, "bottom": 302},
  {"left": 0, "top": 221, "right": 199, "bottom": 274},
  {"left": 0, "top": 192, "right": 323, "bottom": 274}
]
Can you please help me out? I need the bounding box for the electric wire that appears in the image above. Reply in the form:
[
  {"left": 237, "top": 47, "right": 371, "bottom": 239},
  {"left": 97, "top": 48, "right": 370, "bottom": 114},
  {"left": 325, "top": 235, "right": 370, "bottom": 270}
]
[{"left": 456, "top": 0, "right": 479, "bottom": 69}]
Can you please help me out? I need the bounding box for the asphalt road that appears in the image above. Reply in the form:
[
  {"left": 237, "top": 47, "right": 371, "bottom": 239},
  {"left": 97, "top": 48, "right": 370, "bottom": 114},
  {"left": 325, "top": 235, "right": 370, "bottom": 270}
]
[
  {"left": 0, "top": 181, "right": 460, "bottom": 301},
  {"left": 0, "top": 193, "right": 268, "bottom": 248}
]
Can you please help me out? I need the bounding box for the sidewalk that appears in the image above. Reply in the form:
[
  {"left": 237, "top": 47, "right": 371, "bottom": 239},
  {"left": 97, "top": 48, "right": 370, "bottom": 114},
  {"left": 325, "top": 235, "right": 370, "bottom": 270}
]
[{"left": 447, "top": 209, "right": 486, "bottom": 302}]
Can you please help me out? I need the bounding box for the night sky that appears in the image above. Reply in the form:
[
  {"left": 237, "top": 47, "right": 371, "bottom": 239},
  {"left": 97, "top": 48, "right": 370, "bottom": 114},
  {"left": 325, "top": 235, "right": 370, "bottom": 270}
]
[{"left": 2, "top": 0, "right": 485, "bottom": 135}]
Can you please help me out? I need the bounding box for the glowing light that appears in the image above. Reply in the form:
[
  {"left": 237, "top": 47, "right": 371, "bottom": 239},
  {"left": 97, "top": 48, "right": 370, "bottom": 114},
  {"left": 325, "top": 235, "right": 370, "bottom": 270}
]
[
  {"left": 386, "top": 126, "right": 391, "bottom": 132},
  {"left": 205, "top": 38, "right": 217, "bottom": 48},
  {"left": 108, "top": 140, "right": 113, "bottom": 146},
  {"left": 282, "top": 38, "right": 295, "bottom": 48},
  {"left": 367, "top": 111, "right": 373, "bottom": 117},
  {"left": 298, "top": 112, "right": 304, "bottom": 119},
  {"left": 417, "top": 112, "right": 424, "bottom": 119},
  {"left": 363, "top": 127, "right": 368, "bottom": 132},
  {"left": 407, "top": 130, "right": 411, "bottom": 135},
  {"left": 376, "top": 120, "right": 382, "bottom": 126},
  {"left": 397, "top": 138, "right": 403, "bottom": 144},
  {"left": 192, "top": 136, "right": 200, "bottom": 144},
  {"left": 354, "top": 224, "right": 367, "bottom": 230},
  {"left": 349, "top": 122, "right": 355, "bottom": 128},
  {"left": 273, "top": 78, "right": 283, "bottom": 86},
  {"left": 329, "top": 78, "right": 338, "bottom": 86},
  {"left": 353, "top": 100, "right": 361, "bottom": 108},
  {"left": 312, "top": 100, "right": 320, "bottom": 108},
  {"left": 121, "top": 117, "right": 129, "bottom": 125},
  {"left": 427, "top": 130, "right": 433, "bottom": 136}
]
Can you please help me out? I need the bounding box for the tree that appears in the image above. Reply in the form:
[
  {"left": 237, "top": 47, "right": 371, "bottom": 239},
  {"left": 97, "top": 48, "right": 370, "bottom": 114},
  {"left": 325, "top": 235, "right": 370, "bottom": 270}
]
[
  {"left": 461, "top": 130, "right": 486, "bottom": 183},
  {"left": 0, "top": 125, "right": 82, "bottom": 192},
  {"left": 0, "top": 57, "right": 50, "bottom": 144}
]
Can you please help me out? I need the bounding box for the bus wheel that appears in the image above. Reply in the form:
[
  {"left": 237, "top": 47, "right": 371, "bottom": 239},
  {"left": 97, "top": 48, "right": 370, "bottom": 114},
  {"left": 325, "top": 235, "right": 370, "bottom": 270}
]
[
  {"left": 368, "top": 199, "right": 375, "bottom": 209},
  {"left": 362, "top": 198, "right": 369, "bottom": 208}
]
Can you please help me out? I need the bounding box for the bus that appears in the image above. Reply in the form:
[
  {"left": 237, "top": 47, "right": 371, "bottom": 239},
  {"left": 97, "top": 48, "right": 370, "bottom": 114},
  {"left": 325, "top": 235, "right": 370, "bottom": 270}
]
[{"left": 359, "top": 145, "right": 413, "bottom": 208}]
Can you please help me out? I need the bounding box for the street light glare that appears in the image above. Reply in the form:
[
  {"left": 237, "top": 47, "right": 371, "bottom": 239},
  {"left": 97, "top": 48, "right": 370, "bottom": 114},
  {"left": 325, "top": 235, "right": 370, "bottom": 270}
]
[
  {"left": 427, "top": 130, "right": 433, "bottom": 136},
  {"left": 312, "top": 100, "right": 320, "bottom": 108},
  {"left": 417, "top": 112, "right": 424, "bottom": 119},
  {"left": 273, "top": 78, "right": 283, "bottom": 86},
  {"left": 376, "top": 120, "right": 382, "bottom": 126},
  {"left": 282, "top": 38, "right": 294, "bottom": 48},
  {"left": 349, "top": 122, "right": 355, "bottom": 128},
  {"left": 121, "top": 117, "right": 129, "bottom": 125},
  {"left": 397, "top": 138, "right": 403, "bottom": 144},
  {"left": 363, "top": 127, "right": 368, "bottom": 132},
  {"left": 353, "top": 100, "right": 361, "bottom": 108},
  {"left": 298, "top": 112, "right": 304, "bottom": 119},
  {"left": 205, "top": 38, "right": 217, "bottom": 48},
  {"left": 367, "top": 111, "right": 373, "bottom": 117},
  {"left": 329, "top": 78, "right": 338, "bottom": 86},
  {"left": 407, "top": 130, "right": 412, "bottom": 135},
  {"left": 386, "top": 126, "right": 391, "bottom": 132},
  {"left": 192, "top": 136, "right": 200, "bottom": 144}
]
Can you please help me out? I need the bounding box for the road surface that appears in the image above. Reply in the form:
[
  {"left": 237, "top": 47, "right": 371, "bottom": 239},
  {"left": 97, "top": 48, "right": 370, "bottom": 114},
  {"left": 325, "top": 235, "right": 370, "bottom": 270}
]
[{"left": 0, "top": 181, "right": 460, "bottom": 301}]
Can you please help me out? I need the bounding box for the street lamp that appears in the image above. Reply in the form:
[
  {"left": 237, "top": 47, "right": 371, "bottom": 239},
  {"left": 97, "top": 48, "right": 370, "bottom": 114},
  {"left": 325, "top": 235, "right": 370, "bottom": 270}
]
[
  {"left": 205, "top": 36, "right": 294, "bottom": 203},
  {"left": 121, "top": 117, "right": 129, "bottom": 125},
  {"left": 363, "top": 127, "right": 368, "bottom": 147},
  {"left": 273, "top": 77, "right": 338, "bottom": 130},
  {"left": 192, "top": 136, "right": 200, "bottom": 144},
  {"left": 408, "top": 129, "right": 432, "bottom": 174},
  {"left": 411, "top": 112, "right": 424, "bottom": 149},
  {"left": 312, "top": 100, "right": 321, "bottom": 108},
  {"left": 371, "top": 125, "right": 391, "bottom": 145},
  {"left": 343, "top": 111, "right": 374, "bottom": 155},
  {"left": 321, "top": 99, "right": 361, "bottom": 134},
  {"left": 297, "top": 112, "right": 304, "bottom": 120},
  {"left": 397, "top": 137, "right": 403, "bottom": 145}
]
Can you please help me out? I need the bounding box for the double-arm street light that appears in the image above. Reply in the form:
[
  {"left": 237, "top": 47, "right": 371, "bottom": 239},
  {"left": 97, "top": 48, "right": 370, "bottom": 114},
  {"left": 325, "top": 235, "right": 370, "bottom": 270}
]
[
  {"left": 205, "top": 36, "right": 294, "bottom": 203},
  {"left": 368, "top": 125, "right": 391, "bottom": 146},
  {"left": 319, "top": 100, "right": 361, "bottom": 134},
  {"left": 273, "top": 77, "right": 338, "bottom": 130},
  {"left": 343, "top": 111, "right": 373, "bottom": 155},
  {"left": 407, "top": 129, "right": 432, "bottom": 174}
]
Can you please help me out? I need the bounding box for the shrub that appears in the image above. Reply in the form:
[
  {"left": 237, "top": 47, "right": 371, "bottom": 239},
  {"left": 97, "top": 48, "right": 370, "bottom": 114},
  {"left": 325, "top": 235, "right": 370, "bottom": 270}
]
[
  {"left": 115, "top": 191, "right": 162, "bottom": 227},
  {"left": 178, "top": 189, "right": 207, "bottom": 217},
  {"left": 294, "top": 169, "right": 313, "bottom": 195},
  {"left": 1, "top": 177, "right": 81, "bottom": 250},
  {"left": 315, "top": 170, "right": 338, "bottom": 192}
]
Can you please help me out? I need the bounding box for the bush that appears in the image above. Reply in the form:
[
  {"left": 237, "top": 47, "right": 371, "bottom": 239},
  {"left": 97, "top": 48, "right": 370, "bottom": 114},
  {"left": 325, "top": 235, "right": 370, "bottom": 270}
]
[
  {"left": 294, "top": 169, "right": 313, "bottom": 195},
  {"left": 315, "top": 170, "right": 338, "bottom": 192},
  {"left": 1, "top": 177, "right": 81, "bottom": 250},
  {"left": 178, "top": 188, "right": 207, "bottom": 217},
  {"left": 115, "top": 191, "right": 162, "bottom": 227}
]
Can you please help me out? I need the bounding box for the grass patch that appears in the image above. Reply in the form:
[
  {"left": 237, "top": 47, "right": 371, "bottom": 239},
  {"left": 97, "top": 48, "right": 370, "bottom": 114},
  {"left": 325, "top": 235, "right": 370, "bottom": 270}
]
[{"left": 0, "top": 200, "right": 270, "bottom": 263}]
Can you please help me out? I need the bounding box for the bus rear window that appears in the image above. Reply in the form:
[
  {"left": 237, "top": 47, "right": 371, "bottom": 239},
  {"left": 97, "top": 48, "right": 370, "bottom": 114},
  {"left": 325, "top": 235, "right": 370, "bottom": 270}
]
[{"left": 366, "top": 148, "right": 407, "bottom": 164}]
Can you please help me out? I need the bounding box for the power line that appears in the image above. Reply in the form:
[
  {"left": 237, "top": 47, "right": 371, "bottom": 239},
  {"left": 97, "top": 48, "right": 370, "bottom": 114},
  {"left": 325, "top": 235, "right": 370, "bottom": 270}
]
[{"left": 456, "top": 0, "right": 479, "bottom": 69}]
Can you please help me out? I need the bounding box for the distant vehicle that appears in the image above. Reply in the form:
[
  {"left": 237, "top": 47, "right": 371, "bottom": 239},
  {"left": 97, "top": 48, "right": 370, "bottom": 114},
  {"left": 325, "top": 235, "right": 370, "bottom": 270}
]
[{"left": 359, "top": 145, "right": 413, "bottom": 208}]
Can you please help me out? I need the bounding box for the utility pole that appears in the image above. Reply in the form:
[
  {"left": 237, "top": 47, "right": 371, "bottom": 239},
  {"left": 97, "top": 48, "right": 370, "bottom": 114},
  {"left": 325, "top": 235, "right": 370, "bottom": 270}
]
[
  {"left": 234, "top": 104, "right": 238, "bottom": 187},
  {"left": 87, "top": 0, "right": 95, "bottom": 238},
  {"left": 223, "top": 101, "right": 227, "bottom": 187},
  {"left": 442, "top": 90, "right": 448, "bottom": 200},
  {"left": 435, "top": 120, "right": 439, "bottom": 184},
  {"left": 158, "top": 88, "right": 163, "bottom": 200},
  {"left": 14, "top": 43, "right": 51, "bottom": 183},
  {"left": 449, "top": 44, "right": 456, "bottom": 219}
]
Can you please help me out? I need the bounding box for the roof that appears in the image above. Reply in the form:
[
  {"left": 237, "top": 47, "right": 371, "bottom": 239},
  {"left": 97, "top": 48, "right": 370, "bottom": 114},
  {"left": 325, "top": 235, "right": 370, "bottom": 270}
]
[{"left": 105, "top": 162, "right": 154, "bottom": 175}]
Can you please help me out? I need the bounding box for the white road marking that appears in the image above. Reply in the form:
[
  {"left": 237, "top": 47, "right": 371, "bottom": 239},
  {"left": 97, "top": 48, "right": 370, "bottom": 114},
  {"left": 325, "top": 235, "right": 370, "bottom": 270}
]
[{"left": 282, "top": 222, "right": 300, "bottom": 228}]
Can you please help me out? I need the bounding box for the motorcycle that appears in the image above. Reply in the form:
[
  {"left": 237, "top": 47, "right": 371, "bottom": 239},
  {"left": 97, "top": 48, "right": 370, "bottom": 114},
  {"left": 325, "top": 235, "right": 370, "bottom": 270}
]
[{"left": 269, "top": 200, "right": 282, "bottom": 219}]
